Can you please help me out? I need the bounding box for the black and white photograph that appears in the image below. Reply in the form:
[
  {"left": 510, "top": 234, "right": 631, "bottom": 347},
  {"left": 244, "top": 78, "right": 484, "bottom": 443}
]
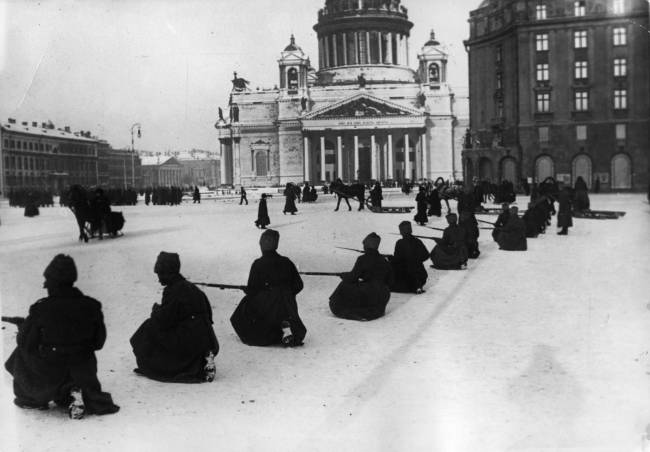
[{"left": 1, "top": 0, "right": 649, "bottom": 450}]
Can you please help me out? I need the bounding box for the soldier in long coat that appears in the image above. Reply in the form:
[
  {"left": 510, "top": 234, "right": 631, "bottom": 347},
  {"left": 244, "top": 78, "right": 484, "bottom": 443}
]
[
  {"left": 329, "top": 233, "right": 394, "bottom": 320},
  {"left": 459, "top": 210, "right": 480, "bottom": 259},
  {"left": 413, "top": 186, "right": 428, "bottom": 225},
  {"left": 255, "top": 193, "right": 271, "bottom": 229},
  {"left": 370, "top": 182, "right": 383, "bottom": 210},
  {"left": 4, "top": 254, "right": 119, "bottom": 419},
  {"left": 130, "top": 252, "right": 219, "bottom": 383},
  {"left": 497, "top": 206, "right": 528, "bottom": 251},
  {"left": 427, "top": 187, "right": 442, "bottom": 217},
  {"left": 492, "top": 203, "right": 510, "bottom": 242},
  {"left": 230, "top": 230, "right": 306, "bottom": 346},
  {"left": 390, "top": 222, "right": 429, "bottom": 294},
  {"left": 283, "top": 183, "right": 298, "bottom": 215},
  {"left": 557, "top": 187, "right": 573, "bottom": 235},
  {"left": 430, "top": 213, "right": 469, "bottom": 270}
]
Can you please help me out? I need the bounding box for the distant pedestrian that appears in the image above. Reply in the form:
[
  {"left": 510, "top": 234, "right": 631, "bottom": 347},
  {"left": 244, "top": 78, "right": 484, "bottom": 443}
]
[
  {"left": 283, "top": 183, "right": 297, "bottom": 215},
  {"left": 239, "top": 187, "right": 248, "bottom": 205},
  {"left": 193, "top": 186, "right": 201, "bottom": 204},
  {"left": 255, "top": 194, "right": 270, "bottom": 229}
]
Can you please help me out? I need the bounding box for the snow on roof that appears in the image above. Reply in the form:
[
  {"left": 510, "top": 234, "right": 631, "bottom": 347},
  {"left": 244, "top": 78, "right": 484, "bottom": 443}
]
[
  {"left": 0, "top": 122, "right": 99, "bottom": 143},
  {"left": 140, "top": 155, "right": 182, "bottom": 166}
]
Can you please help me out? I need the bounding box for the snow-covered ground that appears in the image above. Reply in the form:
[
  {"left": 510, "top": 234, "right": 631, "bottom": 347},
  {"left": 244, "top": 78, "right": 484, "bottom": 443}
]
[{"left": 1, "top": 192, "right": 649, "bottom": 452}]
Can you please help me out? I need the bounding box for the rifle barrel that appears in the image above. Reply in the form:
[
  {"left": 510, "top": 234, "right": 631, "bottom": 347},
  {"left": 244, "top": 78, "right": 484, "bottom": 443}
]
[
  {"left": 192, "top": 282, "right": 246, "bottom": 291},
  {"left": 476, "top": 219, "right": 496, "bottom": 226},
  {"left": 2, "top": 316, "right": 25, "bottom": 326},
  {"left": 299, "top": 272, "right": 343, "bottom": 277}
]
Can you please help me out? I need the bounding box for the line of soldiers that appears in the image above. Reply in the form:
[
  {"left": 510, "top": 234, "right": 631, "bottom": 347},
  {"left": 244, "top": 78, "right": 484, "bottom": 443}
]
[
  {"left": 4, "top": 181, "right": 575, "bottom": 420},
  {"left": 7, "top": 189, "right": 55, "bottom": 211},
  {"left": 144, "top": 186, "right": 184, "bottom": 206}
]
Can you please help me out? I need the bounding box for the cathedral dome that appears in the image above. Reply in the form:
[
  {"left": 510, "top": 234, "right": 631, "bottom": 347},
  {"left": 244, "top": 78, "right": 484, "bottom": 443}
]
[
  {"left": 284, "top": 34, "right": 300, "bottom": 52},
  {"left": 313, "top": 0, "right": 416, "bottom": 85}
]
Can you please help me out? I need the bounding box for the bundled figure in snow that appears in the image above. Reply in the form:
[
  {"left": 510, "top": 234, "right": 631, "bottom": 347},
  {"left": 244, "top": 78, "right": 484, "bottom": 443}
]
[
  {"left": 329, "top": 233, "right": 394, "bottom": 320},
  {"left": 389, "top": 221, "right": 429, "bottom": 294},
  {"left": 573, "top": 176, "right": 590, "bottom": 212},
  {"left": 557, "top": 187, "right": 573, "bottom": 236},
  {"left": 283, "top": 183, "right": 298, "bottom": 215},
  {"left": 459, "top": 210, "right": 480, "bottom": 259},
  {"left": 497, "top": 206, "right": 527, "bottom": 251},
  {"left": 255, "top": 193, "right": 271, "bottom": 229},
  {"left": 370, "top": 182, "right": 383, "bottom": 210},
  {"left": 413, "top": 185, "right": 428, "bottom": 225},
  {"left": 4, "top": 254, "right": 120, "bottom": 419},
  {"left": 302, "top": 182, "right": 311, "bottom": 202},
  {"left": 130, "top": 252, "right": 219, "bottom": 383},
  {"left": 430, "top": 213, "right": 468, "bottom": 270},
  {"left": 230, "top": 230, "right": 306, "bottom": 347},
  {"left": 427, "top": 186, "right": 442, "bottom": 217},
  {"left": 492, "top": 203, "right": 510, "bottom": 242},
  {"left": 90, "top": 188, "right": 112, "bottom": 239}
]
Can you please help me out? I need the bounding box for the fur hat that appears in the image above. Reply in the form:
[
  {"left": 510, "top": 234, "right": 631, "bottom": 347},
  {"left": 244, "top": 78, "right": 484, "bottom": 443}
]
[
  {"left": 362, "top": 232, "right": 381, "bottom": 250},
  {"left": 260, "top": 229, "right": 280, "bottom": 251},
  {"left": 398, "top": 221, "right": 412, "bottom": 235},
  {"left": 154, "top": 251, "right": 181, "bottom": 275},
  {"left": 43, "top": 254, "right": 77, "bottom": 286}
]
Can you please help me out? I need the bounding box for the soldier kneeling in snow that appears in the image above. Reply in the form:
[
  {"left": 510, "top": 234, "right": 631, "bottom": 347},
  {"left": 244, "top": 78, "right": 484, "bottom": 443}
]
[
  {"left": 130, "top": 252, "right": 219, "bottom": 382},
  {"left": 430, "top": 213, "right": 469, "bottom": 270},
  {"left": 231, "top": 230, "right": 307, "bottom": 347},
  {"left": 329, "top": 233, "right": 394, "bottom": 321},
  {"left": 389, "top": 222, "right": 429, "bottom": 294},
  {"left": 4, "top": 254, "right": 120, "bottom": 419}
]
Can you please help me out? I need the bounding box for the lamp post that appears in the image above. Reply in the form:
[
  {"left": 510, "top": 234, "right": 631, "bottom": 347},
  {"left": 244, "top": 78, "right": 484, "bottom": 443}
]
[{"left": 130, "top": 123, "right": 142, "bottom": 188}]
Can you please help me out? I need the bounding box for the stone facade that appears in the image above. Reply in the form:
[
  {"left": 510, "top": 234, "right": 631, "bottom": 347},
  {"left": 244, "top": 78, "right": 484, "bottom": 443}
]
[
  {"left": 464, "top": 0, "right": 649, "bottom": 191},
  {"left": 216, "top": 0, "right": 467, "bottom": 187}
]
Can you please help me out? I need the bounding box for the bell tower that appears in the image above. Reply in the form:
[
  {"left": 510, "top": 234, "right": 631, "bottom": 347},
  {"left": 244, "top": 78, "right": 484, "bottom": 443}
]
[
  {"left": 418, "top": 30, "right": 448, "bottom": 89},
  {"left": 278, "top": 35, "right": 310, "bottom": 96}
]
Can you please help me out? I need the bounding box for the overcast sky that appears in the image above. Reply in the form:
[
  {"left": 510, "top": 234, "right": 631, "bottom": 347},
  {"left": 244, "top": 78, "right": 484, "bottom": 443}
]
[{"left": 0, "top": 0, "right": 478, "bottom": 153}]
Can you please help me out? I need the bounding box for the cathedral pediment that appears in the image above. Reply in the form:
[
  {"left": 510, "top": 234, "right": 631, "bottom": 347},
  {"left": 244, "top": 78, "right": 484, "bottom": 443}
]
[{"left": 303, "top": 93, "right": 424, "bottom": 120}]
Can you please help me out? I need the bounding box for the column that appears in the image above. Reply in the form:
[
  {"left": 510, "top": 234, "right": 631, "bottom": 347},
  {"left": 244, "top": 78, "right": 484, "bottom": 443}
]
[
  {"left": 383, "top": 141, "right": 388, "bottom": 180},
  {"left": 220, "top": 141, "right": 226, "bottom": 185},
  {"left": 304, "top": 136, "right": 310, "bottom": 182},
  {"left": 234, "top": 139, "right": 241, "bottom": 184},
  {"left": 320, "top": 135, "right": 326, "bottom": 182},
  {"left": 421, "top": 133, "right": 427, "bottom": 180},
  {"left": 354, "top": 135, "right": 359, "bottom": 181},
  {"left": 354, "top": 32, "right": 359, "bottom": 65},
  {"left": 366, "top": 31, "right": 371, "bottom": 64},
  {"left": 378, "top": 32, "right": 383, "bottom": 64},
  {"left": 324, "top": 35, "right": 330, "bottom": 67},
  {"left": 318, "top": 38, "right": 324, "bottom": 68},
  {"left": 404, "top": 133, "right": 410, "bottom": 181},
  {"left": 337, "top": 135, "right": 343, "bottom": 180},
  {"left": 387, "top": 134, "right": 393, "bottom": 179},
  {"left": 342, "top": 33, "right": 347, "bottom": 66},
  {"left": 406, "top": 35, "right": 410, "bottom": 66},
  {"left": 386, "top": 32, "right": 393, "bottom": 64},
  {"left": 332, "top": 34, "right": 338, "bottom": 67},
  {"left": 370, "top": 134, "right": 377, "bottom": 180}
]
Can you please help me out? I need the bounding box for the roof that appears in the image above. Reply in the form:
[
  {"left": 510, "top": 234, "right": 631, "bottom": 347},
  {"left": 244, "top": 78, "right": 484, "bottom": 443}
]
[
  {"left": 140, "top": 155, "right": 178, "bottom": 166},
  {"left": 0, "top": 122, "right": 98, "bottom": 143}
]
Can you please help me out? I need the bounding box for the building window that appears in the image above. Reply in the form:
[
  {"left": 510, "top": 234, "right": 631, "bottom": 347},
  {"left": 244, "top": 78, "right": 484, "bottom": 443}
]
[
  {"left": 574, "top": 1, "right": 586, "bottom": 16},
  {"left": 574, "top": 61, "right": 588, "bottom": 80},
  {"left": 536, "top": 92, "right": 550, "bottom": 112},
  {"left": 613, "top": 0, "right": 624, "bottom": 14},
  {"left": 3, "top": 139, "right": 7, "bottom": 148},
  {"left": 615, "top": 124, "right": 626, "bottom": 140},
  {"left": 536, "top": 63, "right": 549, "bottom": 82},
  {"left": 496, "top": 72, "right": 503, "bottom": 89},
  {"left": 536, "top": 4, "right": 547, "bottom": 19},
  {"left": 574, "top": 30, "right": 587, "bottom": 49},
  {"left": 613, "top": 58, "right": 627, "bottom": 77},
  {"left": 613, "top": 27, "right": 627, "bottom": 46},
  {"left": 538, "top": 127, "right": 549, "bottom": 142},
  {"left": 535, "top": 33, "right": 548, "bottom": 51},
  {"left": 576, "top": 125, "right": 587, "bottom": 141},
  {"left": 496, "top": 100, "right": 504, "bottom": 118},
  {"left": 495, "top": 45, "right": 502, "bottom": 64},
  {"left": 614, "top": 89, "right": 627, "bottom": 109},
  {"left": 574, "top": 90, "right": 589, "bottom": 111}
]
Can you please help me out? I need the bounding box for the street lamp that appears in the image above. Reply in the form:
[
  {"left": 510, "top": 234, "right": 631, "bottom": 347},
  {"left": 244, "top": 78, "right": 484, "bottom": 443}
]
[{"left": 130, "top": 123, "right": 142, "bottom": 188}]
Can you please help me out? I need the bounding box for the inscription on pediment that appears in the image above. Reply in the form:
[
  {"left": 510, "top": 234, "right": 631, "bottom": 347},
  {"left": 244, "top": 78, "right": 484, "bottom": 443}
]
[{"left": 315, "top": 98, "right": 411, "bottom": 119}]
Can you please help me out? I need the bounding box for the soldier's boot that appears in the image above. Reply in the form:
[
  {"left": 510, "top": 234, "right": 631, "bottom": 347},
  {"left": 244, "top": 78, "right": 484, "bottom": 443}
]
[
  {"left": 68, "top": 387, "right": 85, "bottom": 420},
  {"left": 281, "top": 321, "right": 294, "bottom": 347},
  {"left": 204, "top": 351, "right": 216, "bottom": 383}
]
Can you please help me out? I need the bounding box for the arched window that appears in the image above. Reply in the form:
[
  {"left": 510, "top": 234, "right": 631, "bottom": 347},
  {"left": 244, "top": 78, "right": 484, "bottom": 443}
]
[
  {"left": 478, "top": 157, "right": 493, "bottom": 181},
  {"left": 429, "top": 63, "right": 440, "bottom": 83},
  {"left": 501, "top": 157, "right": 517, "bottom": 182},
  {"left": 535, "top": 155, "right": 554, "bottom": 182},
  {"left": 287, "top": 68, "right": 299, "bottom": 90},
  {"left": 611, "top": 153, "right": 631, "bottom": 189},
  {"left": 572, "top": 154, "right": 592, "bottom": 188},
  {"left": 255, "top": 151, "right": 268, "bottom": 177}
]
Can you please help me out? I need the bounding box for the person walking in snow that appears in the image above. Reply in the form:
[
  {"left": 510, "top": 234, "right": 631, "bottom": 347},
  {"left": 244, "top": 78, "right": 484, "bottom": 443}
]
[
  {"left": 255, "top": 193, "right": 271, "bottom": 229},
  {"left": 4, "top": 254, "right": 120, "bottom": 419},
  {"left": 239, "top": 186, "right": 248, "bottom": 205}
]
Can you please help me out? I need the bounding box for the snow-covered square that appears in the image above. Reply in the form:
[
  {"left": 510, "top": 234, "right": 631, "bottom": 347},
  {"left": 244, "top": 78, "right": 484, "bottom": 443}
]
[{"left": 1, "top": 192, "right": 649, "bottom": 452}]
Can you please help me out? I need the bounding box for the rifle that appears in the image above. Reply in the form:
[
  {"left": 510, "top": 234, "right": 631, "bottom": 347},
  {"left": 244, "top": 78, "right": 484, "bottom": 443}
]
[
  {"left": 423, "top": 226, "right": 445, "bottom": 232},
  {"left": 2, "top": 316, "right": 25, "bottom": 326},
  {"left": 299, "top": 272, "right": 344, "bottom": 277},
  {"left": 391, "top": 232, "right": 439, "bottom": 242},
  {"left": 476, "top": 219, "right": 496, "bottom": 226},
  {"left": 192, "top": 282, "right": 246, "bottom": 291},
  {"left": 335, "top": 247, "right": 392, "bottom": 259}
]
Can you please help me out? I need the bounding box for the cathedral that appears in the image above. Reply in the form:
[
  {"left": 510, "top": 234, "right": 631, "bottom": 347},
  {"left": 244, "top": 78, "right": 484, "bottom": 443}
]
[{"left": 216, "top": 0, "right": 467, "bottom": 187}]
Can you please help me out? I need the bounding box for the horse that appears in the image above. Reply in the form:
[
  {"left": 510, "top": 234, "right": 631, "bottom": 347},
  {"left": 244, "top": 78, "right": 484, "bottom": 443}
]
[{"left": 329, "top": 179, "right": 366, "bottom": 211}]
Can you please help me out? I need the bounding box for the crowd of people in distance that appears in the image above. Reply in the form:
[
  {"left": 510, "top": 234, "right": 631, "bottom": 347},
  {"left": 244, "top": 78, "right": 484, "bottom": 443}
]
[
  {"left": 7, "top": 188, "right": 55, "bottom": 210},
  {"left": 143, "top": 186, "right": 184, "bottom": 206}
]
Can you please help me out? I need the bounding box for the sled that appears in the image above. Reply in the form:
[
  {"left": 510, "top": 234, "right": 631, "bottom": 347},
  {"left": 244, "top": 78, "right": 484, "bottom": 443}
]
[
  {"left": 572, "top": 210, "right": 626, "bottom": 220},
  {"left": 369, "top": 206, "right": 413, "bottom": 214}
]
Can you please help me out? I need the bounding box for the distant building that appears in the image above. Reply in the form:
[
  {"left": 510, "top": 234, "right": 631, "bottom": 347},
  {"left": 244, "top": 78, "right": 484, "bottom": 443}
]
[
  {"left": 0, "top": 119, "right": 98, "bottom": 194},
  {"left": 175, "top": 150, "right": 220, "bottom": 187},
  {"left": 141, "top": 155, "right": 183, "bottom": 187},
  {"left": 216, "top": 0, "right": 468, "bottom": 187},
  {"left": 463, "top": 0, "right": 649, "bottom": 191},
  {"left": 97, "top": 141, "right": 142, "bottom": 189}
]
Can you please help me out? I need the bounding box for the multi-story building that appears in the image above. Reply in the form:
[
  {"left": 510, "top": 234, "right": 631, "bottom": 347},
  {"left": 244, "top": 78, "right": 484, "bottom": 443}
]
[
  {"left": 463, "top": 0, "right": 649, "bottom": 191},
  {"left": 216, "top": 0, "right": 468, "bottom": 187},
  {"left": 1, "top": 119, "right": 99, "bottom": 194},
  {"left": 175, "top": 150, "right": 220, "bottom": 187},
  {"left": 141, "top": 155, "right": 183, "bottom": 187},
  {"left": 97, "top": 142, "right": 143, "bottom": 189}
]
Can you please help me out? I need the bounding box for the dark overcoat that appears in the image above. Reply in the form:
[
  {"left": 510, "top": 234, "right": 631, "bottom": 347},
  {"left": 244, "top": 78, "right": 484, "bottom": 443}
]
[
  {"left": 498, "top": 216, "right": 528, "bottom": 251},
  {"left": 230, "top": 251, "right": 306, "bottom": 346},
  {"left": 283, "top": 189, "right": 298, "bottom": 214},
  {"left": 390, "top": 236, "right": 429, "bottom": 293},
  {"left": 5, "top": 287, "right": 119, "bottom": 414},
  {"left": 413, "top": 192, "right": 428, "bottom": 224},
  {"left": 329, "top": 250, "right": 394, "bottom": 320},
  {"left": 459, "top": 214, "right": 480, "bottom": 259},
  {"left": 492, "top": 211, "right": 510, "bottom": 242},
  {"left": 130, "top": 276, "right": 219, "bottom": 382},
  {"left": 255, "top": 198, "right": 270, "bottom": 228},
  {"left": 430, "top": 225, "right": 469, "bottom": 270},
  {"left": 557, "top": 190, "right": 573, "bottom": 228},
  {"left": 427, "top": 189, "right": 442, "bottom": 217}
]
